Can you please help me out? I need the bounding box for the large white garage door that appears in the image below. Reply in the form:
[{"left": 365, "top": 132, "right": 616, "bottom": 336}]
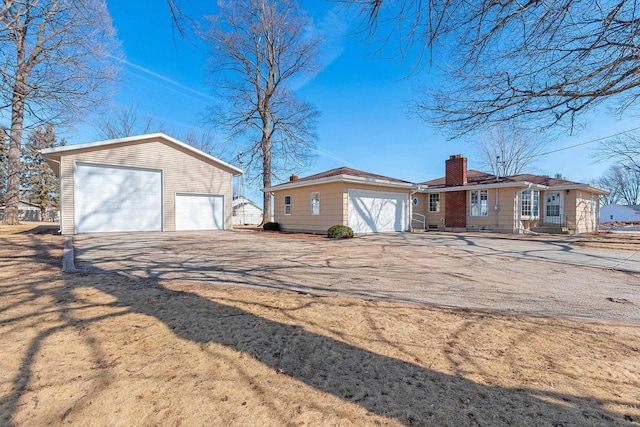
[
  {"left": 74, "top": 163, "right": 163, "bottom": 233},
  {"left": 175, "top": 194, "right": 224, "bottom": 231},
  {"left": 347, "top": 189, "right": 407, "bottom": 234}
]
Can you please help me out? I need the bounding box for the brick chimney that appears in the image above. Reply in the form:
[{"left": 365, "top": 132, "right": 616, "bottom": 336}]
[
  {"left": 444, "top": 154, "right": 467, "bottom": 229},
  {"left": 445, "top": 154, "right": 467, "bottom": 187},
  {"left": 289, "top": 174, "right": 298, "bottom": 182}
]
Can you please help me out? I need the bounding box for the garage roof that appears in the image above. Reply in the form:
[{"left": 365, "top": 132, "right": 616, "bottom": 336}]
[
  {"left": 263, "top": 166, "right": 414, "bottom": 192},
  {"left": 41, "top": 133, "right": 243, "bottom": 176}
]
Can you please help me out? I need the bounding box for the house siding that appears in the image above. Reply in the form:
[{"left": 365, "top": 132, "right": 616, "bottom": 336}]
[
  {"left": 422, "top": 193, "right": 446, "bottom": 231},
  {"left": 465, "top": 187, "right": 520, "bottom": 233},
  {"left": 59, "top": 139, "right": 233, "bottom": 234},
  {"left": 273, "top": 182, "right": 346, "bottom": 233},
  {"left": 272, "top": 182, "right": 411, "bottom": 234},
  {"left": 572, "top": 190, "right": 598, "bottom": 234}
]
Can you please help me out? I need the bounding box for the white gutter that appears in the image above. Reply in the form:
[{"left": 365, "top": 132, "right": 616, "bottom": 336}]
[{"left": 418, "top": 181, "right": 545, "bottom": 193}]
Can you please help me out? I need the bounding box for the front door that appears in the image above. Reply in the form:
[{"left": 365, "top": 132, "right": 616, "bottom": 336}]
[{"left": 544, "top": 192, "right": 563, "bottom": 225}]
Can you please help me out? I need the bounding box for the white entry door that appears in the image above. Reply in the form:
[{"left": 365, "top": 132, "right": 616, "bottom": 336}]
[
  {"left": 175, "top": 193, "right": 224, "bottom": 231},
  {"left": 544, "top": 192, "right": 563, "bottom": 224},
  {"left": 347, "top": 189, "right": 407, "bottom": 234},
  {"left": 74, "top": 163, "right": 162, "bottom": 233}
]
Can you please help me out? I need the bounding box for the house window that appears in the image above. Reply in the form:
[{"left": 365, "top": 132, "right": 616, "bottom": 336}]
[
  {"left": 470, "top": 190, "right": 488, "bottom": 216},
  {"left": 429, "top": 194, "right": 440, "bottom": 212},
  {"left": 590, "top": 194, "right": 595, "bottom": 217},
  {"left": 546, "top": 193, "right": 560, "bottom": 217},
  {"left": 520, "top": 190, "right": 540, "bottom": 219},
  {"left": 310, "top": 192, "right": 320, "bottom": 215},
  {"left": 284, "top": 195, "right": 291, "bottom": 215}
]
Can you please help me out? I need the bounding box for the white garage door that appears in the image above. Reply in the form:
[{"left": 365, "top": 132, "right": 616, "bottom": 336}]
[
  {"left": 348, "top": 189, "right": 407, "bottom": 234},
  {"left": 175, "top": 194, "right": 224, "bottom": 231},
  {"left": 74, "top": 163, "right": 162, "bottom": 233}
]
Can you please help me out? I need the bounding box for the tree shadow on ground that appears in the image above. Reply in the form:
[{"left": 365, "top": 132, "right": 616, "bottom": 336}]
[{"left": 1, "top": 236, "right": 637, "bottom": 426}]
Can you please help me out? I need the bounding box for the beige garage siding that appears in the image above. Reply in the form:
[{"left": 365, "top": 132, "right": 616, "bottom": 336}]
[
  {"left": 273, "top": 182, "right": 346, "bottom": 233},
  {"left": 59, "top": 139, "right": 233, "bottom": 234},
  {"left": 272, "top": 182, "right": 411, "bottom": 234}
]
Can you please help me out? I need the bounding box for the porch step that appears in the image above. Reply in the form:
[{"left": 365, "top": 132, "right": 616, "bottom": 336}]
[{"left": 533, "top": 227, "right": 569, "bottom": 234}]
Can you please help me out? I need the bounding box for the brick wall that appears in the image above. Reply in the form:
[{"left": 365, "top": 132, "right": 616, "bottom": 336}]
[{"left": 445, "top": 191, "right": 466, "bottom": 228}]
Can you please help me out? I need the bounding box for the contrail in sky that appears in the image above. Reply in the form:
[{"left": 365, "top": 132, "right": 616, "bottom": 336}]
[{"left": 110, "top": 55, "right": 218, "bottom": 103}]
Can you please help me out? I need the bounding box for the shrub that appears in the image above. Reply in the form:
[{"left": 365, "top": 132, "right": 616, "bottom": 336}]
[
  {"left": 327, "top": 225, "right": 354, "bottom": 239},
  {"left": 263, "top": 222, "right": 280, "bottom": 231}
]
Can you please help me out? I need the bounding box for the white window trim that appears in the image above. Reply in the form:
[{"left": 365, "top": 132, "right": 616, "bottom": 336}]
[
  {"left": 470, "top": 190, "right": 489, "bottom": 217},
  {"left": 284, "top": 195, "right": 291, "bottom": 215},
  {"left": 429, "top": 193, "right": 440, "bottom": 212},
  {"left": 520, "top": 189, "right": 540, "bottom": 220},
  {"left": 310, "top": 192, "right": 320, "bottom": 215}
]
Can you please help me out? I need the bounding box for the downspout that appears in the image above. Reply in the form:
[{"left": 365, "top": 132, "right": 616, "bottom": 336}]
[{"left": 495, "top": 188, "right": 499, "bottom": 230}]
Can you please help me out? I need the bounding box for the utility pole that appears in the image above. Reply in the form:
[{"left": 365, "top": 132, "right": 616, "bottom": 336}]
[{"left": 238, "top": 150, "right": 245, "bottom": 225}]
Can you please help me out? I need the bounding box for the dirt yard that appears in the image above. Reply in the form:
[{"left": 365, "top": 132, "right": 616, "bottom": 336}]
[{"left": 1, "top": 226, "right": 639, "bottom": 426}]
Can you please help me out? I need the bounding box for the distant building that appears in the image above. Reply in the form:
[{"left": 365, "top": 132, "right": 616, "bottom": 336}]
[
  {"left": 232, "top": 196, "right": 262, "bottom": 225},
  {"left": 0, "top": 200, "right": 59, "bottom": 222},
  {"left": 600, "top": 204, "right": 640, "bottom": 223}
]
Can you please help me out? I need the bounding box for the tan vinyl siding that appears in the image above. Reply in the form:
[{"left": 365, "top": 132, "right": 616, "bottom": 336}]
[
  {"left": 423, "top": 193, "right": 445, "bottom": 230},
  {"left": 59, "top": 139, "right": 233, "bottom": 234},
  {"left": 465, "top": 187, "right": 519, "bottom": 233},
  {"left": 273, "top": 182, "right": 346, "bottom": 233},
  {"left": 272, "top": 182, "right": 411, "bottom": 234},
  {"left": 572, "top": 190, "right": 598, "bottom": 234}
]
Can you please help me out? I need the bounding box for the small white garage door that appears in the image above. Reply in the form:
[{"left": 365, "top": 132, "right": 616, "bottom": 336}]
[
  {"left": 74, "top": 163, "right": 162, "bottom": 233},
  {"left": 347, "top": 189, "right": 407, "bottom": 234},
  {"left": 175, "top": 193, "right": 224, "bottom": 231}
]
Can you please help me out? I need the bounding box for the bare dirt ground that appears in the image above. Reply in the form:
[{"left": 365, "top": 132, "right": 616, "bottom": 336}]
[{"left": 1, "top": 226, "right": 639, "bottom": 426}]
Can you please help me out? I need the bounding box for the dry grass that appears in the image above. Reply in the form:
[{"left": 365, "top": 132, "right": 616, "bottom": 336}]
[
  {"left": 0, "top": 229, "right": 639, "bottom": 426},
  {"left": 572, "top": 232, "right": 640, "bottom": 251}
]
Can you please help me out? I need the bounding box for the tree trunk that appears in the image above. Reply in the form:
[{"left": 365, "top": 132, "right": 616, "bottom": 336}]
[
  {"left": 262, "top": 138, "right": 272, "bottom": 225},
  {"left": 3, "top": 76, "right": 26, "bottom": 226}
]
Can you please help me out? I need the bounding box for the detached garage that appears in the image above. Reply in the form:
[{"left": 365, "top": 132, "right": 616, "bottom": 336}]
[
  {"left": 42, "top": 133, "right": 242, "bottom": 234},
  {"left": 263, "top": 167, "right": 413, "bottom": 234}
]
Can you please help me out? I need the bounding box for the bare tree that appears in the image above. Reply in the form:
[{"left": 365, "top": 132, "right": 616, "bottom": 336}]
[
  {"left": 348, "top": 0, "right": 640, "bottom": 136},
  {"left": 182, "top": 129, "right": 230, "bottom": 158},
  {"left": 0, "top": 127, "right": 7, "bottom": 206},
  {"left": 0, "top": 0, "right": 119, "bottom": 224},
  {"left": 596, "top": 132, "right": 640, "bottom": 174},
  {"left": 96, "top": 104, "right": 167, "bottom": 140},
  {"left": 594, "top": 175, "right": 622, "bottom": 206},
  {"left": 597, "top": 164, "right": 640, "bottom": 205},
  {"left": 200, "top": 0, "right": 321, "bottom": 224},
  {"left": 477, "top": 126, "right": 546, "bottom": 177}
]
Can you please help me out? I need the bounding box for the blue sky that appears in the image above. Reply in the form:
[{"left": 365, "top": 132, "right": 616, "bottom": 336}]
[{"left": 67, "top": 0, "right": 640, "bottom": 205}]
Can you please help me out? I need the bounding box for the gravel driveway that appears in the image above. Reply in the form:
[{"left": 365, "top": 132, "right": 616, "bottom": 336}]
[{"left": 72, "top": 231, "right": 640, "bottom": 324}]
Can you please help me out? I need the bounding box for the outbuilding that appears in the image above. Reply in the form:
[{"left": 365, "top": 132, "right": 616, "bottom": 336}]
[
  {"left": 600, "top": 204, "right": 640, "bottom": 223},
  {"left": 41, "top": 133, "right": 242, "bottom": 234}
]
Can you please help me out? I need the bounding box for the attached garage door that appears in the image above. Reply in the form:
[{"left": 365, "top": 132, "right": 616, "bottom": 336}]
[
  {"left": 347, "top": 189, "right": 407, "bottom": 234},
  {"left": 175, "top": 193, "right": 224, "bottom": 231},
  {"left": 74, "top": 163, "right": 163, "bottom": 233}
]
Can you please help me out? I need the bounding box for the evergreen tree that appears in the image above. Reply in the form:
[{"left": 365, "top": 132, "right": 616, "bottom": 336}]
[{"left": 21, "top": 125, "right": 64, "bottom": 221}]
